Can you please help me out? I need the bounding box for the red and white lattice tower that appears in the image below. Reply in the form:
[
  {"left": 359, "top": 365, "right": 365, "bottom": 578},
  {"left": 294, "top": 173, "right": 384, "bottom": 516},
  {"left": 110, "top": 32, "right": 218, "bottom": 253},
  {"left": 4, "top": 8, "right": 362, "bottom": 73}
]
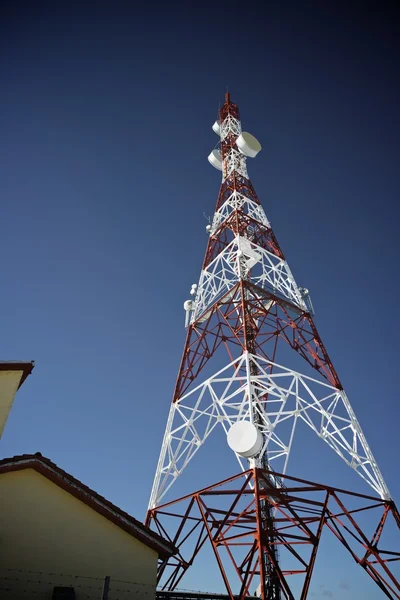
[{"left": 146, "top": 94, "right": 400, "bottom": 599}]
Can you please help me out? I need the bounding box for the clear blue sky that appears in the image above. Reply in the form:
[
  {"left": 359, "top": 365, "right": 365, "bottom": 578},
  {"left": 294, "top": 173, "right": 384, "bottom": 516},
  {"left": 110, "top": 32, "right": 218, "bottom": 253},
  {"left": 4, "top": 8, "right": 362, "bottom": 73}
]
[{"left": 1, "top": 2, "right": 399, "bottom": 597}]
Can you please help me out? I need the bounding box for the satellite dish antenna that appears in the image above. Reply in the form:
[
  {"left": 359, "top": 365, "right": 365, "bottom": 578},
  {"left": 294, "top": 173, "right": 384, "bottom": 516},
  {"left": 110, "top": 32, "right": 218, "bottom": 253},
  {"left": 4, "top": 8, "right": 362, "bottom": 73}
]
[
  {"left": 212, "top": 120, "right": 221, "bottom": 135},
  {"left": 227, "top": 420, "right": 263, "bottom": 458},
  {"left": 207, "top": 149, "right": 223, "bottom": 171},
  {"left": 236, "top": 132, "right": 262, "bottom": 158}
]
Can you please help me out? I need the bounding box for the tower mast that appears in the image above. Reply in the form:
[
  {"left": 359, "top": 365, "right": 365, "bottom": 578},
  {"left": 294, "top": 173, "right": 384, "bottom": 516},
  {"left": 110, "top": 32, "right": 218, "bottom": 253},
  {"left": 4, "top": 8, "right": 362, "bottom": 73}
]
[{"left": 146, "top": 94, "right": 399, "bottom": 598}]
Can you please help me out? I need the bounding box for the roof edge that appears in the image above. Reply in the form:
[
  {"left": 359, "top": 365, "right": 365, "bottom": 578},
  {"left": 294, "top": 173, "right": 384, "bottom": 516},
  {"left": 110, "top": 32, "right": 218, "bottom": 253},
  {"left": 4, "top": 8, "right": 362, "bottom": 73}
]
[
  {"left": 0, "top": 361, "right": 35, "bottom": 388},
  {"left": 0, "top": 453, "right": 175, "bottom": 559}
]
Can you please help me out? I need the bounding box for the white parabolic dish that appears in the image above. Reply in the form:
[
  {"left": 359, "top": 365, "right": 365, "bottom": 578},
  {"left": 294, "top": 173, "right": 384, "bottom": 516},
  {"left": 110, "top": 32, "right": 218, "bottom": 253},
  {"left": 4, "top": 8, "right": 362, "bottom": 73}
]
[
  {"left": 236, "top": 132, "right": 262, "bottom": 158},
  {"left": 207, "top": 149, "right": 223, "bottom": 171},
  {"left": 227, "top": 420, "right": 263, "bottom": 458},
  {"left": 212, "top": 120, "right": 221, "bottom": 135}
]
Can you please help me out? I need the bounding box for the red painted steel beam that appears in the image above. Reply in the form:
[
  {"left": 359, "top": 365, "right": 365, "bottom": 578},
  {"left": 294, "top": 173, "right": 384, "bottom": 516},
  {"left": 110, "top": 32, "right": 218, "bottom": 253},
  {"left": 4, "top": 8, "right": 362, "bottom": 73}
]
[{"left": 146, "top": 468, "right": 400, "bottom": 599}]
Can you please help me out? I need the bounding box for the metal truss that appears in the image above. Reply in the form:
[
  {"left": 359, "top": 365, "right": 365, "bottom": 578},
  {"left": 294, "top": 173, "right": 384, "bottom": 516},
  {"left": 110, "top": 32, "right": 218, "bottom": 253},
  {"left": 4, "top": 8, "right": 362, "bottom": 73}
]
[
  {"left": 223, "top": 149, "right": 248, "bottom": 181},
  {"left": 211, "top": 191, "right": 270, "bottom": 234},
  {"left": 176, "top": 281, "right": 340, "bottom": 400},
  {"left": 205, "top": 212, "right": 280, "bottom": 269},
  {"left": 193, "top": 236, "right": 305, "bottom": 322},
  {"left": 147, "top": 468, "right": 400, "bottom": 599},
  {"left": 149, "top": 351, "right": 390, "bottom": 509},
  {"left": 216, "top": 177, "right": 260, "bottom": 213},
  {"left": 221, "top": 114, "right": 242, "bottom": 141}
]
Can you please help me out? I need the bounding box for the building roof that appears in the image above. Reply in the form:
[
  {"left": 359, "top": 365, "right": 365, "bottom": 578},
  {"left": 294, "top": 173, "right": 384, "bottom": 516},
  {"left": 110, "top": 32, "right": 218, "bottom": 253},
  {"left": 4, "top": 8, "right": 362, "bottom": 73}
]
[
  {"left": 0, "top": 361, "right": 35, "bottom": 388},
  {"left": 0, "top": 453, "right": 175, "bottom": 559}
]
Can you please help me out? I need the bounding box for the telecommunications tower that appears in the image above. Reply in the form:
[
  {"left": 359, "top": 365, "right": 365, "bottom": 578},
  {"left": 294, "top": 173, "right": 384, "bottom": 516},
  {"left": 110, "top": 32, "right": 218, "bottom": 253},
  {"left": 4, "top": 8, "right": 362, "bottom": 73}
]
[{"left": 146, "top": 94, "right": 400, "bottom": 599}]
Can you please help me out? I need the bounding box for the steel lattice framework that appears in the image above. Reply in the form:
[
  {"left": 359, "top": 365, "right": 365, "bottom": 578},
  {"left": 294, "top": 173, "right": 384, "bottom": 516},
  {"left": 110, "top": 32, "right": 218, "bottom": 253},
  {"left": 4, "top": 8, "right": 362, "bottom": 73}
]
[
  {"left": 148, "top": 469, "right": 400, "bottom": 599},
  {"left": 146, "top": 93, "right": 399, "bottom": 598}
]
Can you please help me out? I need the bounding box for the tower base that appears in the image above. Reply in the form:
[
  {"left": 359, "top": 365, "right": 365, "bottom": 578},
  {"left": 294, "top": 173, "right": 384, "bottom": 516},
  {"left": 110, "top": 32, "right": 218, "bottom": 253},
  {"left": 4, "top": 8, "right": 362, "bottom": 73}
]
[{"left": 146, "top": 468, "right": 400, "bottom": 599}]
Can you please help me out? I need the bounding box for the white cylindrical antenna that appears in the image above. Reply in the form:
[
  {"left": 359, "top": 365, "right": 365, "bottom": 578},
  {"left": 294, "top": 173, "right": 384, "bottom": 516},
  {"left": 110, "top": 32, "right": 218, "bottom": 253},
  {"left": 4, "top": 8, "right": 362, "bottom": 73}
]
[
  {"left": 184, "top": 300, "right": 193, "bottom": 311},
  {"left": 206, "top": 224, "right": 212, "bottom": 232},
  {"left": 207, "top": 149, "right": 223, "bottom": 171},
  {"left": 236, "top": 132, "right": 262, "bottom": 158},
  {"left": 184, "top": 299, "right": 194, "bottom": 328},
  {"left": 227, "top": 421, "right": 263, "bottom": 458}
]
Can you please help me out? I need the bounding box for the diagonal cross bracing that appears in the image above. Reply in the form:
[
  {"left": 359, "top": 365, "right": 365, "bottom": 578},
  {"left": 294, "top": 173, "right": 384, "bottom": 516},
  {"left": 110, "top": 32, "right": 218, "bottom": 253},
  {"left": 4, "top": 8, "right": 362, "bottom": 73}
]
[
  {"left": 193, "top": 236, "right": 306, "bottom": 321},
  {"left": 148, "top": 469, "right": 400, "bottom": 599},
  {"left": 149, "top": 352, "right": 390, "bottom": 509},
  {"left": 211, "top": 191, "right": 270, "bottom": 233}
]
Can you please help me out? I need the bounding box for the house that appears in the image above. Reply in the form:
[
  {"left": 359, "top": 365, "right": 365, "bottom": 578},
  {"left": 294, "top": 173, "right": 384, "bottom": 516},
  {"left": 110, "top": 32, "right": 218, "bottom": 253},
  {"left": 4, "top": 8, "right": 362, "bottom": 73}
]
[
  {"left": 0, "top": 453, "right": 175, "bottom": 599},
  {"left": 0, "top": 361, "right": 34, "bottom": 438}
]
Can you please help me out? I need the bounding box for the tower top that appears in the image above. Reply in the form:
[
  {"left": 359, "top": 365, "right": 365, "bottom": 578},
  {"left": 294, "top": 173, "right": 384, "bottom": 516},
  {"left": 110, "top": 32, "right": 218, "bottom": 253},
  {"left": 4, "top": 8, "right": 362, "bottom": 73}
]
[{"left": 219, "top": 92, "right": 240, "bottom": 125}]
